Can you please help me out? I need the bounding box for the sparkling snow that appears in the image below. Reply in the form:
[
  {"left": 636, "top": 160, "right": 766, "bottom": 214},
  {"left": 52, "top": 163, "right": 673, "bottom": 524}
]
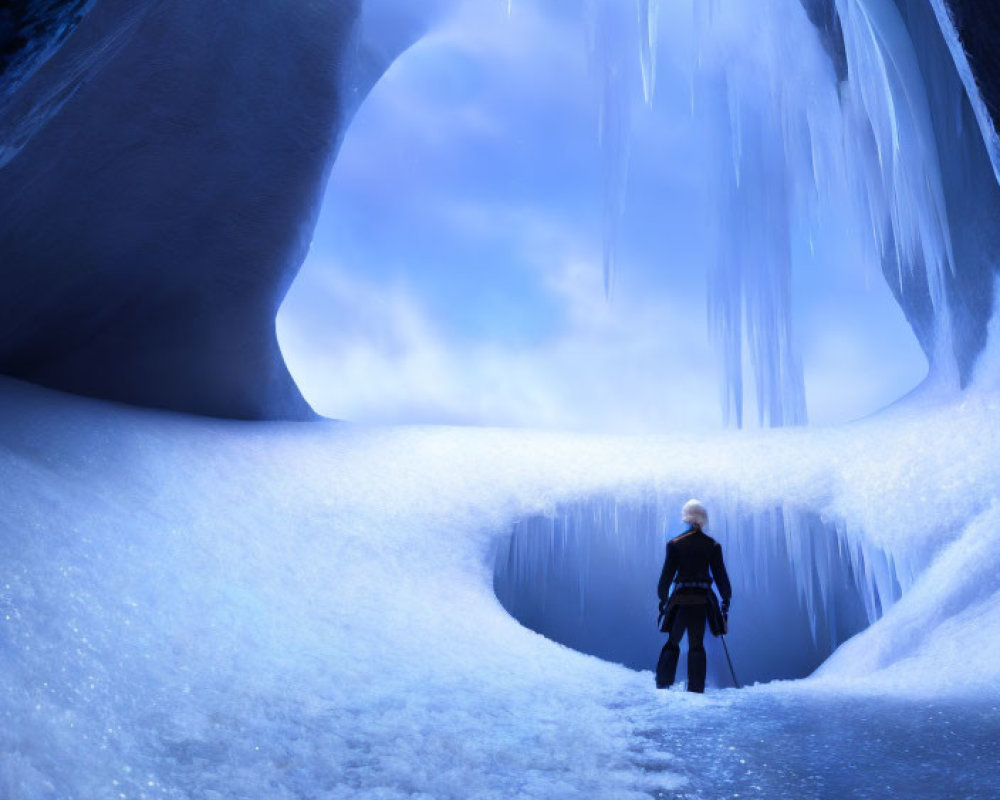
[{"left": 1, "top": 377, "right": 998, "bottom": 798}]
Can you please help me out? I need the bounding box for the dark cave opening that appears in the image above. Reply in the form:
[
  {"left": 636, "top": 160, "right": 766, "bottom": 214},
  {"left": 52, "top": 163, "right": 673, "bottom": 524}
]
[{"left": 493, "top": 494, "right": 901, "bottom": 688}]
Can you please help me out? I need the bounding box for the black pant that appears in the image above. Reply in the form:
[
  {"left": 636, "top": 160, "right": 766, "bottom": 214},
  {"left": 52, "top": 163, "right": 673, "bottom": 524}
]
[{"left": 656, "top": 604, "right": 708, "bottom": 692}]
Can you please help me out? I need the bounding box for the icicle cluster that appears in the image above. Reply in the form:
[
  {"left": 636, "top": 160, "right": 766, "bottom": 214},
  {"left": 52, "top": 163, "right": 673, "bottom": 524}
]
[
  {"left": 570, "top": 0, "right": 964, "bottom": 425},
  {"left": 835, "top": 0, "right": 957, "bottom": 382},
  {"left": 494, "top": 494, "right": 909, "bottom": 683},
  {"left": 582, "top": 0, "right": 660, "bottom": 299},
  {"left": 688, "top": 0, "right": 960, "bottom": 425}
]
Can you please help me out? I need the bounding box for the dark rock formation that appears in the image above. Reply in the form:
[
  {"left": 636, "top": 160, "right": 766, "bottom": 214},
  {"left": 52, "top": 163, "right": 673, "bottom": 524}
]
[
  {"left": 0, "top": 0, "right": 94, "bottom": 102},
  {"left": 0, "top": 0, "right": 104, "bottom": 169},
  {"left": 944, "top": 0, "right": 1000, "bottom": 139}
]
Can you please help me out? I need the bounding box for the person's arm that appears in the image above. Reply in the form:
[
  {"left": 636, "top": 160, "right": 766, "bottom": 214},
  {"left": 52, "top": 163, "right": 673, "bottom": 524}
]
[
  {"left": 710, "top": 542, "right": 732, "bottom": 611},
  {"left": 657, "top": 541, "right": 678, "bottom": 603}
]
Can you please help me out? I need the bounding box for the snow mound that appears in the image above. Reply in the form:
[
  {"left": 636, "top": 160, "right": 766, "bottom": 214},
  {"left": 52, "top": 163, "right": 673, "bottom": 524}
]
[{"left": 0, "top": 377, "right": 998, "bottom": 797}]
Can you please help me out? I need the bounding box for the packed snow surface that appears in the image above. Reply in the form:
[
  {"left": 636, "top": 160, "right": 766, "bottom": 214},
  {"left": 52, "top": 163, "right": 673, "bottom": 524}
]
[{"left": 1, "top": 377, "right": 999, "bottom": 798}]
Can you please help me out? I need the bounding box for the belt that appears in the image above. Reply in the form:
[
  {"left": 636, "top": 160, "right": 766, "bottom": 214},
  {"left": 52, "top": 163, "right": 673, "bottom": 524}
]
[{"left": 675, "top": 580, "right": 712, "bottom": 590}]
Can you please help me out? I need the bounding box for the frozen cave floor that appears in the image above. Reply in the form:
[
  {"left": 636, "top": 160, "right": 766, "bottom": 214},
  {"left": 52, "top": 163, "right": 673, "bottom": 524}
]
[
  {"left": 1, "top": 377, "right": 999, "bottom": 799},
  {"left": 622, "top": 687, "right": 1000, "bottom": 799}
]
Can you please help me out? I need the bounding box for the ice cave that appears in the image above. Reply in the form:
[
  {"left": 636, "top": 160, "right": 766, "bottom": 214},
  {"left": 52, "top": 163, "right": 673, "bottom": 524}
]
[{"left": 1, "top": 1, "right": 999, "bottom": 798}]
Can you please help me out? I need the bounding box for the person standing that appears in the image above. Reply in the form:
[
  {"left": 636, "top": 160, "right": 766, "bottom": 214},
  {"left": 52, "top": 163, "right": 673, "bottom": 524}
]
[{"left": 655, "top": 499, "right": 732, "bottom": 692}]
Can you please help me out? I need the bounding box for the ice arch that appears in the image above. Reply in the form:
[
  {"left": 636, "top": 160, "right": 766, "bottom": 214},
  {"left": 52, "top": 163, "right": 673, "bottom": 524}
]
[{"left": 494, "top": 495, "right": 897, "bottom": 686}]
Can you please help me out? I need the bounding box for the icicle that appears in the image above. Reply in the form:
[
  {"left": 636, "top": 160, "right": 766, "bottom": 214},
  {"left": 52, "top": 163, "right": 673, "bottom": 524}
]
[
  {"left": 585, "top": 0, "right": 633, "bottom": 300},
  {"left": 494, "top": 493, "right": 904, "bottom": 684},
  {"left": 660, "top": 0, "right": 975, "bottom": 423},
  {"left": 584, "top": 0, "right": 667, "bottom": 299},
  {"left": 637, "top": 0, "right": 660, "bottom": 107},
  {"left": 727, "top": 81, "right": 743, "bottom": 188}
]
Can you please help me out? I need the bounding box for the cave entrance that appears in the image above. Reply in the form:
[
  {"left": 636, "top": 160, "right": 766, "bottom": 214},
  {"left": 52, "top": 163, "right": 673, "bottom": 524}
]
[
  {"left": 276, "top": 1, "right": 928, "bottom": 430},
  {"left": 493, "top": 494, "right": 902, "bottom": 687}
]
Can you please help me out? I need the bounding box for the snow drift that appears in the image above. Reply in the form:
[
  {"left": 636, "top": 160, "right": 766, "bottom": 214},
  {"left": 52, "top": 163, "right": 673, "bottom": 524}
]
[{"left": 1, "top": 377, "right": 998, "bottom": 798}]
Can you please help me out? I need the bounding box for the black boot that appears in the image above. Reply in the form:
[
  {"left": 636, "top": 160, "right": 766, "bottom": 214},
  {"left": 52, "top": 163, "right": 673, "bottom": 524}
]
[
  {"left": 656, "top": 642, "right": 680, "bottom": 689},
  {"left": 687, "top": 645, "right": 706, "bottom": 693}
]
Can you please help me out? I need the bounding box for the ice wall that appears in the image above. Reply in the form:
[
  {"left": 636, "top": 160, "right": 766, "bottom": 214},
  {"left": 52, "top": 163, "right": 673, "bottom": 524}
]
[
  {"left": 0, "top": 0, "right": 442, "bottom": 420},
  {"left": 916, "top": 0, "right": 1000, "bottom": 182},
  {"left": 0, "top": 0, "right": 358, "bottom": 418},
  {"left": 495, "top": 496, "right": 892, "bottom": 687}
]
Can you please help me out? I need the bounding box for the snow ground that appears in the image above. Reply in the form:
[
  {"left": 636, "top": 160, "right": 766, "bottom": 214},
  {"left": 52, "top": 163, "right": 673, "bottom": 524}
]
[{"left": 1, "top": 376, "right": 998, "bottom": 799}]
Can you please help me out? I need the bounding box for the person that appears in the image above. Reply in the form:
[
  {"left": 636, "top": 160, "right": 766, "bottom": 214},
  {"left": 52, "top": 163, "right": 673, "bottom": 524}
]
[{"left": 655, "top": 499, "right": 732, "bottom": 692}]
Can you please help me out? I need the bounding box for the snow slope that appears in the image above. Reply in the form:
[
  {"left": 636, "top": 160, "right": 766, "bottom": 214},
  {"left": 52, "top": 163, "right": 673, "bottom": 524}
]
[{"left": 1, "top": 376, "right": 998, "bottom": 798}]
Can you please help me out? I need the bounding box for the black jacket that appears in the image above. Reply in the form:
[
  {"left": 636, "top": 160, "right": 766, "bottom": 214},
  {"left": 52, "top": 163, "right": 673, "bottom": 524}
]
[
  {"left": 657, "top": 526, "right": 732, "bottom": 636},
  {"left": 657, "top": 526, "right": 732, "bottom": 603}
]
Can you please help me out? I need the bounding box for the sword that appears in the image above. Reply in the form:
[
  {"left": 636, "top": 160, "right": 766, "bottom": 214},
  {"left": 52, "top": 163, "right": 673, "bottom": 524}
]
[{"left": 720, "top": 634, "right": 741, "bottom": 689}]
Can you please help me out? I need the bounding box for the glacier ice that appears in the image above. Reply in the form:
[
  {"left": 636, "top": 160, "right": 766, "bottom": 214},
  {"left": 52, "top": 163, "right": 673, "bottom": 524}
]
[
  {"left": 892, "top": 0, "right": 1000, "bottom": 391},
  {"left": 577, "top": 0, "right": 663, "bottom": 299}
]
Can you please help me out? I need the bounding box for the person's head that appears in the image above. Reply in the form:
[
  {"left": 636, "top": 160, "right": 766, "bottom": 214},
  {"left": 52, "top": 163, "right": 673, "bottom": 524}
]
[{"left": 681, "top": 498, "right": 708, "bottom": 530}]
